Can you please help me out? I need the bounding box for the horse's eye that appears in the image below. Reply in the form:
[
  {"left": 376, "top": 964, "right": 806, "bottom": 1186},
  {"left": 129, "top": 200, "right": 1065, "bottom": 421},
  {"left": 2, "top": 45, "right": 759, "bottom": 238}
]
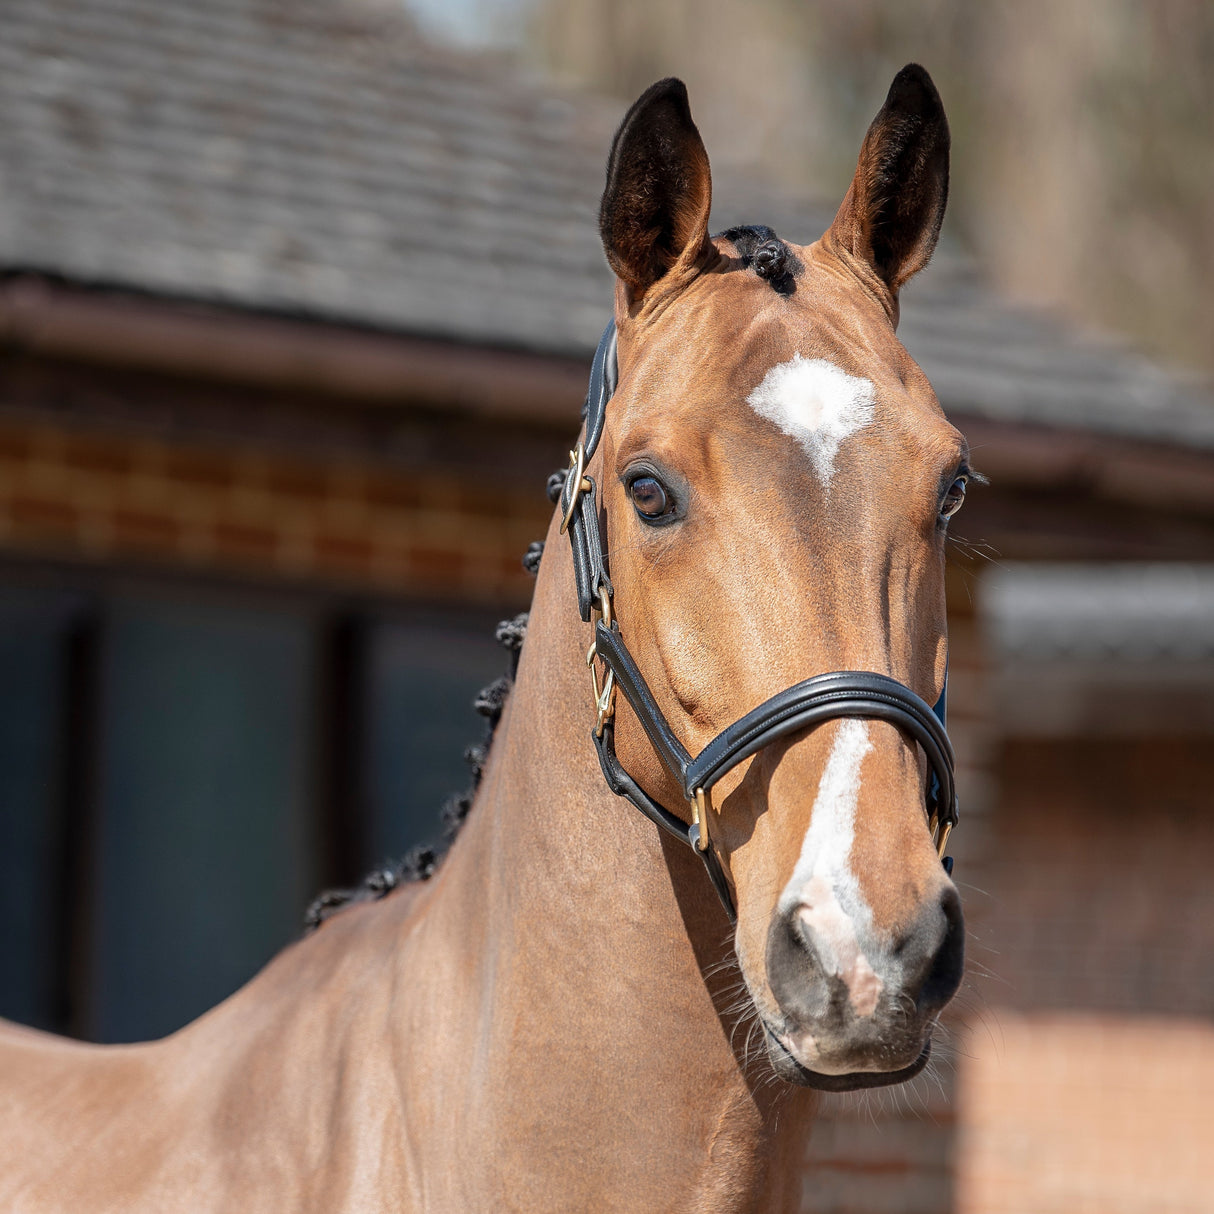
[
  {"left": 629, "top": 476, "right": 671, "bottom": 520},
  {"left": 940, "top": 476, "right": 967, "bottom": 520}
]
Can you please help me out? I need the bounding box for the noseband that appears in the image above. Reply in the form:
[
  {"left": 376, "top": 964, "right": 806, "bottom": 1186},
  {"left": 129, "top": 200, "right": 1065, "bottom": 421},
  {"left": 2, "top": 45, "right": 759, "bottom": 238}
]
[{"left": 560, "top": 322, "right": 958, "bottom": 924}]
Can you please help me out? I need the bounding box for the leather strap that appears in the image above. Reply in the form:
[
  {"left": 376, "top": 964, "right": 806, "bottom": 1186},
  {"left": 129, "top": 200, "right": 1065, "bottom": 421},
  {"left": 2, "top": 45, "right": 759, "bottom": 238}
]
[
  {"left": 563, "top": 473, "right": 612, "bottom": 622},
  {"left": 684, "top": 669, "right": 955, "bottom": 820},
  {"left": 594, "top": 621, "right": 958, "bottom": 922},
  {"left": 593, "top": 621, "right": 692, "bottom": 787},
  {"left": 561, "top": 319, "right": 618, "bottom": 620},
  {"left": 583, "top": 321, "right": 618, "bottom": 461}
]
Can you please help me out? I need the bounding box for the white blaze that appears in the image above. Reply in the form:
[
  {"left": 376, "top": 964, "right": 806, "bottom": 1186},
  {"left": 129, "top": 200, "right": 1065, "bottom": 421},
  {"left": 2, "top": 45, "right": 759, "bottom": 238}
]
[
  {"left": 745, "top": 354, "right": 876, "bottom": 487},
  {"left": 780, "top": 719, "right": 883, "bottom": 1017}
]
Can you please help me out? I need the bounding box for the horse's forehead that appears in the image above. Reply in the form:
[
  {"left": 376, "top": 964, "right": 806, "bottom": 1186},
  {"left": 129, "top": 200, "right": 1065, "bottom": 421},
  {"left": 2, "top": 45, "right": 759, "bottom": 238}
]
[
  {"left": 625, "top": 269, "right": 914, "bottom": 476},
  {"left": 671, "top": 249, "right": 901, "bottom": 388}
]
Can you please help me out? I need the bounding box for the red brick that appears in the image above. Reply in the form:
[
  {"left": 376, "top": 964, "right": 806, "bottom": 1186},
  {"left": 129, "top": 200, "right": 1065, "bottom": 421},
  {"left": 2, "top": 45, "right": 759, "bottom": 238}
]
[
  {"left": 59, "top": 433, "right": 133, "bottom": 477},
  {"left": 313, "top": 531, "right": 375, "bottom": 574},
  {"left": 408, "top": 545, "right": 466, "bottom": 581},
  {"left": 264, "top": 461, "right": 328, "bottom": 502},
  {"left": 163, "top": 447, "right": 234, "bottom": 489},
  {"left": 8, "top": 494, "right": 80, "bottom": 534},
  {"left": 212, "top": 520, "right": 279, "bottom": 562},
  {"left": 110, "top": 508, "right": 181, "bottom": 552},
  {"left": 499, "top": 553, "right": 526, "bottom": 581},
  {"left": 0, "top": 427, "right": 33, "bottom": 462},
  {"left": 460, "top": 477, "right": 531, "bottom": 516},
  {"left": 363, "top": 471, "right": 426, "bottom": 513}
]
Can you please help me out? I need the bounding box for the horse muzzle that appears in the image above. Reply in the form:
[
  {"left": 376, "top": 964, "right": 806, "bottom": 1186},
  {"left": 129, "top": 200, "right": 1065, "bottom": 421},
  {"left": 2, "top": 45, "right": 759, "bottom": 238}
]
[{"left": 760, "top": 880, "right": 964, "bottom": 1088}]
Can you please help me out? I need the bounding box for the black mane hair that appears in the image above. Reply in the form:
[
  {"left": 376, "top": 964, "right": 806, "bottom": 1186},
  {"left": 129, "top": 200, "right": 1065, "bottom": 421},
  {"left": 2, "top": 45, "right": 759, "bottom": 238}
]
[
  {"left": 716, "top": 224, "right": 799, "bottom": 296},
  {"left": 305, "top": 522, "right": 551, "bottom": 930}
]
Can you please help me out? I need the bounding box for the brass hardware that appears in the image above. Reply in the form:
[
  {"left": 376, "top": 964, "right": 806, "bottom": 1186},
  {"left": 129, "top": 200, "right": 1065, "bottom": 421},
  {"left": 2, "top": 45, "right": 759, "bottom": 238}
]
[
  {"left": 586, "top": 586, "right": 616, "bottom": 736},
  {"left": 591, "top": 584, "right": 612, "bottom": 629},
  {"left": 935, "top": 819, "right": 952, "bottom": 860},
  {"left": 586, "top": 639, "right": 604, "bottom": 703},
  {"left": 691, "top": 787, "right": 710, "bottom": 853},
  {"left": 594, "top": 667, "right": 616, "bottom": 737},
  {"left": 559, "top": 444, "right": 593, "bottom": 535}
]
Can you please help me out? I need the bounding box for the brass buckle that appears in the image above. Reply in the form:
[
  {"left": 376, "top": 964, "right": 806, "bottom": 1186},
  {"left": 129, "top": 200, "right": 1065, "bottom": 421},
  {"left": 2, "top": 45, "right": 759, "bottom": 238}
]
[
  {"left": 587, "top": 584, "right": 615, "bottom": 737},
  {"left": 690, "top": 787, "right": 710, "bottom": 853},
  {"left": 594, "top": 667, "right": 616, "bottom": 737},
  {"left": 559, "top": 443, "right": 593, "bottom": 535},
  {"left": 586, "top": 645, "right": 616, "bottom": 738},
  {"left": 935, "top": 819, "right": 953, "bottom": 859},
  {"left": 929, "top": 807, "right": 952, "bottom": 858},
  {"left": 590, "top": 583, "right": 612, "bottom": 630}
]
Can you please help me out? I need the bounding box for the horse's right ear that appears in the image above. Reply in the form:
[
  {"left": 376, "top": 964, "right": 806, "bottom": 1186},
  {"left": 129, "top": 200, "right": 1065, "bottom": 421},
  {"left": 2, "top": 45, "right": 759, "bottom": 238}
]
[
  {"left": 599, "top": 78, "right": 714, "bottom": 306},
  {"left": 827, "top": 64, "right": 950, "bottom": 313}
]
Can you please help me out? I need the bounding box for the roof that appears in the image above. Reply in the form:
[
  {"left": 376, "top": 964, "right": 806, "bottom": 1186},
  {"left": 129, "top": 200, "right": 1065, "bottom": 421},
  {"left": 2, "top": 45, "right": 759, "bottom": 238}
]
[{"left": 2, "top": 0, "right": 1212, "bottom": 449}]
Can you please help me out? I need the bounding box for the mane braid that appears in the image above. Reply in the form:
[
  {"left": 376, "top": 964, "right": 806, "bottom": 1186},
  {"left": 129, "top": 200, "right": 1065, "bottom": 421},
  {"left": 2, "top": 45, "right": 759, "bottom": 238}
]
[
  {"left": 303, "top": 547, "right": 545, "bottom": 932},
  {"left": 716, "top": 224, "right": 799, "bottom": 296}
]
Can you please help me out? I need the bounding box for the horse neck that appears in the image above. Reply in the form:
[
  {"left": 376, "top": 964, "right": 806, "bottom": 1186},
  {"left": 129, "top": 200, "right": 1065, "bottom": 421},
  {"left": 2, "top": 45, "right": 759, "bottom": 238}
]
[
  {"left": 403, "top": 515, "right": 815, "bottom": 1206},
  {"left": 447, "top": 513, "right": 723, "bottom": 989}
]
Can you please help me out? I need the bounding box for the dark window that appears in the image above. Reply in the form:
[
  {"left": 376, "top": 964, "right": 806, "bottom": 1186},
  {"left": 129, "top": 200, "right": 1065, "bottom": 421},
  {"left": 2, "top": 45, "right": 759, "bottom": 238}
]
[
  {"left": 0, "top": 588, "right": 81, "bottom": 1030},
  {"left": 363, "top": 615, "right": 503, "bottom": 864},
  {"left": 0, "top": 568, "right": 505, "bottom": 1043},
  {"left": 88, "top": 595, "right": 318, "bottom": 1043}
]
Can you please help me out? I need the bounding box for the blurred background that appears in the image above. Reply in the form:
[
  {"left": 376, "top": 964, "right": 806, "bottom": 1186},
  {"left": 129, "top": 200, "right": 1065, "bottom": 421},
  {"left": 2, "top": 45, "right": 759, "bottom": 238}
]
[{"left": 0, "top": 1, "right": 1211, "bottom": 1210}]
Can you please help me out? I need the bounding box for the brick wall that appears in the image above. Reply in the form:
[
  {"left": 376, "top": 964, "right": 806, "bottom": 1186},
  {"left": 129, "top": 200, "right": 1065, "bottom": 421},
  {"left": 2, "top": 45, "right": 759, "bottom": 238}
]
[
  {"left": 951, "top": 734, "right": 1214, "bottom": 1212},
  {"left": 0, "top": 414, "right": 552, "bottom": 604},
  {"left": 971, "top": 736, "right": 1214, "bottom": 1017},
  {"left": 957, "top": 1012, "right": 1214, "bottom": 1214}
]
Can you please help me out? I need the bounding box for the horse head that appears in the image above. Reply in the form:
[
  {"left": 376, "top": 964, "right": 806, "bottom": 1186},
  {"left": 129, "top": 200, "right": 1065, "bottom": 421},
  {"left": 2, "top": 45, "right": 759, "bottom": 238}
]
[{"left": 585, "top": 65, "right": 966, "bottom": 1090}]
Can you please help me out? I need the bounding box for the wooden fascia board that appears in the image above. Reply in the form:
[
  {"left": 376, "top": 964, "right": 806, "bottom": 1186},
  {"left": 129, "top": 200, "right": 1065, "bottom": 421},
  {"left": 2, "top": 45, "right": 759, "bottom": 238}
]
[{"left": 0, "top": 276, "right": 586, "bottom": 430}]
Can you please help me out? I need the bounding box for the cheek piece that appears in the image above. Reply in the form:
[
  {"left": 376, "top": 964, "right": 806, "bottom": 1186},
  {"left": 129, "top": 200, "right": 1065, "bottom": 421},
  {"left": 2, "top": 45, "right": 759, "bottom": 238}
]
[{"left": 559, "top": 321, "right": 957, "bottom": 925}]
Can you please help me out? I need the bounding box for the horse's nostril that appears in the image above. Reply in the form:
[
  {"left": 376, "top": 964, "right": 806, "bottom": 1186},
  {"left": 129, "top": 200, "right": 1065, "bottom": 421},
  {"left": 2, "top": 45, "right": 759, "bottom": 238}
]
[
  {"left": 766, "top": 906, "right": 832, "bottom": 1023},
  {"left": 917, "top": 885, "right": 964, "bottom": 1015}
]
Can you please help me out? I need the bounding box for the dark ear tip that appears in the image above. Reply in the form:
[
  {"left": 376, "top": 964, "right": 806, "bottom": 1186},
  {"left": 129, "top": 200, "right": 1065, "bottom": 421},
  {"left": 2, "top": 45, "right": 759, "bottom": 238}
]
[
  {"left": 628, "top": 76, "right": 691, "bottom": 120},
  {"left": 886, "top": 63, "right": 943, "bottom": 116}
]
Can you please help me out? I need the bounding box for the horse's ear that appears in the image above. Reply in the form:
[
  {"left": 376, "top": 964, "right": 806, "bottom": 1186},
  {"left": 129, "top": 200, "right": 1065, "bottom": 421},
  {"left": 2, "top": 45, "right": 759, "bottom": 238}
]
[
  {"left": 599, "top": 78, "right": 713, "bottom": 305},
  {"left": 827, "top": 64, "right": 949, "bottom": 305}
]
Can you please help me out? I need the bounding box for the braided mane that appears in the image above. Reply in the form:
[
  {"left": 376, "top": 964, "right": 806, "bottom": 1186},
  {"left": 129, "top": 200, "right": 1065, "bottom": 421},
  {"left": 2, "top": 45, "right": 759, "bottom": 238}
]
[{"left": 304, "top": 537, "right": 549, "bottom": 932}]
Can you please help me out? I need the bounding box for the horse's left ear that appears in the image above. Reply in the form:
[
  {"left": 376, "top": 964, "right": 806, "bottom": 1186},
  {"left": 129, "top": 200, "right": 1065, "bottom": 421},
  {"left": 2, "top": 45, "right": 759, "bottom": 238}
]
[
  {"left": 599, "top": 78, "right": 714, "bottom": 306},
  {"left": 827, "top": 64, "right": 950, "bottom": 310}
]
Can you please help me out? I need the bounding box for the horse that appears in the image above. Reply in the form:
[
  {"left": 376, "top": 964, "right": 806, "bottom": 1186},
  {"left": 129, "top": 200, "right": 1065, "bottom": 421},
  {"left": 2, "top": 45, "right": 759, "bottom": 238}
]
[{"left": 0, "top": 64, "right": 968, "bottom": 1211}]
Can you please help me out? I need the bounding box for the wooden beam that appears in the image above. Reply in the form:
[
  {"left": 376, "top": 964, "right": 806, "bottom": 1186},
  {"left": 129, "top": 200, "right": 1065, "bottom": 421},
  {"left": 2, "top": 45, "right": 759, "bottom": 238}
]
[{"left": 0, "top": 276, "right": 586, "bottom": 427}]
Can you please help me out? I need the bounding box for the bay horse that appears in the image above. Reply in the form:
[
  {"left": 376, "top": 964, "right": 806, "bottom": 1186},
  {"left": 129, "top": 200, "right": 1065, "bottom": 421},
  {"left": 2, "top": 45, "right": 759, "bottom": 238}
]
[{"left": 0, "top": 64, "right": 968, "bottom": 1211}]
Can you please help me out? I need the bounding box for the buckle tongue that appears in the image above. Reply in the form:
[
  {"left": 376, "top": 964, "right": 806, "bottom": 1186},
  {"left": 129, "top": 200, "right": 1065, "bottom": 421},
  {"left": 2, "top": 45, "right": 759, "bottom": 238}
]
[{"left": 559, "top": 444, "right": 592, "bottom": 535}]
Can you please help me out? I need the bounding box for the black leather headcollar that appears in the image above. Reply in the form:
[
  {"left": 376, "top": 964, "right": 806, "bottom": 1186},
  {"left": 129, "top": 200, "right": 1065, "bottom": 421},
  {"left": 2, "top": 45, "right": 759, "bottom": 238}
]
[{"left": 561, "top": 321, "right": 958, "bottom": 925}]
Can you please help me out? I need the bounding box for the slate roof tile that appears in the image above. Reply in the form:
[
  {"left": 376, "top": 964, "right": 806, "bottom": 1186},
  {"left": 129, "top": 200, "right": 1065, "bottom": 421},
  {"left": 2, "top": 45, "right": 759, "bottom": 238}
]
[{"left": 2, "top": 0, "right": 1211, "bottom": 447}]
